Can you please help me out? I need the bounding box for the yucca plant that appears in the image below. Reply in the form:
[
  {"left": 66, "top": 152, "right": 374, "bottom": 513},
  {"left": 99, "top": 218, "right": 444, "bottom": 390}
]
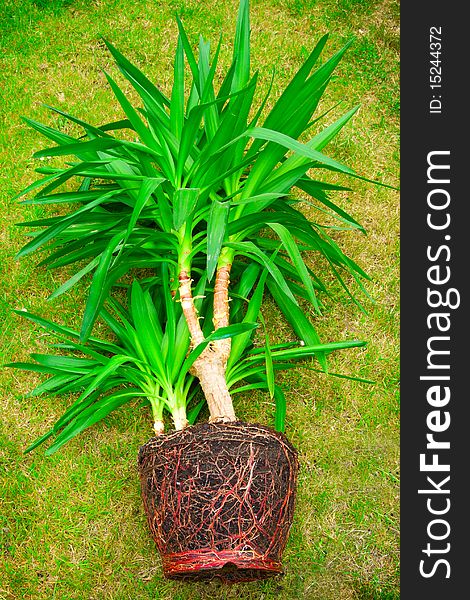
[
  {"left": 9, "top": 268, "right": 366, "bottom": 454},
  {"left": 10, "top": 0, "right": 380, "bottom": 581}
]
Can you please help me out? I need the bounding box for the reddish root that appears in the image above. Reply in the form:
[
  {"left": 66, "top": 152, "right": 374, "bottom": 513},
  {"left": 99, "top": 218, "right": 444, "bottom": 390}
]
[{"left": 138, "top": 422, "right": 299, "bottom": 582}]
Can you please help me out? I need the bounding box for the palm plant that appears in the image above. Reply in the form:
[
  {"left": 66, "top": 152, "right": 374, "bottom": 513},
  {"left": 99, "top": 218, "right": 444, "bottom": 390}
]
[
  {"left": 9, "top": 269, "right": 366, "bottom": 453},
  {"left": 14, "top": 0, "right": 371, "bottom": 443},
  {"left": 8, "top": 0, "right": 384, "bottom": 581}
]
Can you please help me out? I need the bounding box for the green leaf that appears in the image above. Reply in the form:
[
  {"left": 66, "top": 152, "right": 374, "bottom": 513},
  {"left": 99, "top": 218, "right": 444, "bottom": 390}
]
[
  {"left": 296, "top": 176, "right": 365, "bottom": 231},
  {"left": 173, "top": 188, "right": 199, "bottom": 230},
  {"left": 229, "top": 263, "right": 261, "bottom": 323},
  {"left": 103, "top": 38, "right": 171, "bottom": 110},
  {"left": 231, "top": 192, "right": 284, "bottom": 207},
  {"left": 33, "top": 138, "right": 121, "bottom": 159},
  {"left": 176, "top": 105, "right": 204, "bottom": 182},
  {"left": 269, "top": 106, "right": 360, "bottom": 192},
  {"left": 160, "top": 265, "right": 177, "bottom": 361},
  {"left": 117, "top": 177, "right": 165, "bottom": 259},
  {"left": 261, "top": 319, "right": 275, "bottom": 399},
  {"left": 14, "top": 158, "right": 111, "bottom": 201},
  {"left": 170, "top": 35, "right": 185, "bottom": 139},
  {"left": 13, "top": 309, "right": 78, "bottom": 338},
  {"left": 75, "top": 354, "right": 132, "bottom": 402},
  {"left": 103, "top": 71, "right": 159, "bottom": 151},
  {"left": 25, "top": 429, "right": 56, "bottom": 454},
  {"left": 187, "top": 398, "right": 205, "bottom": 425},
  {"left": 247, "top": 339, "right": 366, "bottom": 361},
  {"left": 257, "top": 34, "right": 329, "bottom": 140},
  {"left": 227, "top": 269, "right": 267, "bottom": 370},
  {"left": 44, "top": 389, "right": 137, "bottom": 455},
  {"left": 99, "top": 118, "right": 133, "bottom": 133},
  {"left": 27, "top": 373, "right": 81, "bottom": 397},
  {"left": 181, "top": 322, "right": 258, "bottom": 376},
  {"left": 267, "top": 221, "right": 320, "bottom": 312},
  {"left": 309, "top": 105, "right": 360, "bottom": 151},
  {"left": 206, "top": 200, "right": 230, "bottom": 281},
  {"left": 30, "top": 354, "right": 99, "bottom": 374},
  {"left": 231, "top": 0, "right": 250, "bottom": 93},
  {"left": 199, "top": 35, "right": 223, "bottom": 140},
  {"left": 48, "top": 257, "right": 100, "bottom": 300},
  {"left": 4, "top": 361, "right": 64, "bottom": 375},
  {"left": 41, "top": 105, "right": 116, "bottom": 139},
  {"left": 207, "top": 322, "right": 258, "bottom": 342},
  {"left": 226, "top": 241, "right": 297, "bottom": 305},
  {"left": 273, "top": 385, "right": 286, "bottom": 432},
  {"left": 175, "top": 15, "right": 201, "bottom": 95},
  {"left": 80, "top": 232, "right": 123, "bottom": 342},
  {"left": 246, "top": 126, "right": 355, "bottom": 175},
  {"left": 266, "top": 279, "right": 327, "bottom": 371},
  {"left": 22, "top": 117, "right": 75, "bottom": 146},
  {"left": 16, "top": 191, "right": 122, "bottom": 260},
  {"left": 129, "top": 281, "right": 167, "bottom": 379},
  {"left": 20, "top": 189, "right": 121, "bottom": 206}
]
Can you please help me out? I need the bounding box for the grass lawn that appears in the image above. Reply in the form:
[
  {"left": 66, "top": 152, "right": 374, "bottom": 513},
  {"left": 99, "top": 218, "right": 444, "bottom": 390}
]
[{"left": 0, "top": 0, "right": 399, "bottom": 598}]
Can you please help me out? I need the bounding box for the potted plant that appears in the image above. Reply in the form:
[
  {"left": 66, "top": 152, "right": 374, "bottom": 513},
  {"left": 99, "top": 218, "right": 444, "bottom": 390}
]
[{"left": 9, "top": 0, "right": 378, "bottom": 582}]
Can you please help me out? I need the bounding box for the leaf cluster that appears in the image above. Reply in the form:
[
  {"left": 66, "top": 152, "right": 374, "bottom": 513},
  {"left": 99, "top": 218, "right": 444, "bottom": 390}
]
[{"left": 10, "top": 0, "right": 375, "bottom": 452}]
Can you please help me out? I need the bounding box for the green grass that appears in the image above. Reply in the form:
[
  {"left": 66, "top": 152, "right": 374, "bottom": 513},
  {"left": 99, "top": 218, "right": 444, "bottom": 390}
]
[{"left": 0, "top": 0, "right": 399, "bottom": 598}]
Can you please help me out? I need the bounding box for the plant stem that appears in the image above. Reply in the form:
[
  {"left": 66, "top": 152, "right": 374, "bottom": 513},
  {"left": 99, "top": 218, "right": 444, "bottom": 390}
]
[
  {"left": 176, "top": 220, "right": 237, "bottom": 423},
  {"left": 150, "top": 397, "right": 165, "bottom": 436},
  {"left": 172, "top": 404, "right": 189, "bottom": 430},
  {"left": 178, "top": 264, "right": 237, "bottom": 423},
  {"left": 178, "top": 269, "right": 205, "bottom": 348},
  {"left": 194, "top": 253, "right": 236, "bottom": 423},
  {"left": 153, "top": 419, "right": 165, "bottom": 435},
  {"left": 191, "top": 352, "right": 237, "bottom": 423},
  {"left": 213, "top": 261, "right": 232, "bottom": 364}
]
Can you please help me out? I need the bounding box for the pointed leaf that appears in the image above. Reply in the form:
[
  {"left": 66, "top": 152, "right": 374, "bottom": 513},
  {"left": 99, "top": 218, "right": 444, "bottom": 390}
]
[
  {"left": 173, "top": 188, "right": 199, "bottom": 230},
  {"left": 206, "top": 200, "right": 230, "bottom": 281},
  {"left": 45, "top": 389, "right": 137, "bottom": 455},
  {"left": 267, "top": 222, "right": 320, "bottom": 312},
  {"left": 266, "top": 279, "right": 328, "bottom": 371}
]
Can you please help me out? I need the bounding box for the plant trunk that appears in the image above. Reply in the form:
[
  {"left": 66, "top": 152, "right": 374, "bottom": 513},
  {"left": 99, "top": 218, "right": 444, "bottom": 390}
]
[
  {"left": 192, "top": 351, "right": 236, "bottom": 423},
  {"left": 212, "top": 263, "right": 232, "bottom": 364},
  {"left": 179, "top": 267, "right": 236, "bottom": 423},
  {"left": 178, "top": 270, "right": 205, "bottom": 347}
]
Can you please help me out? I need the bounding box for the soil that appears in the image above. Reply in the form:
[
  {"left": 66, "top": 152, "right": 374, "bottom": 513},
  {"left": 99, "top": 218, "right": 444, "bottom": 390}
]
[{"left": 138, "top": 421, "right": 299, "bottom": 582}]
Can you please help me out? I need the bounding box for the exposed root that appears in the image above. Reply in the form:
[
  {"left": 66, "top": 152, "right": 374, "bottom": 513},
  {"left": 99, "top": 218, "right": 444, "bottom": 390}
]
[{"left": 138, "top": 422, "right": 299, "bottom": 582}]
